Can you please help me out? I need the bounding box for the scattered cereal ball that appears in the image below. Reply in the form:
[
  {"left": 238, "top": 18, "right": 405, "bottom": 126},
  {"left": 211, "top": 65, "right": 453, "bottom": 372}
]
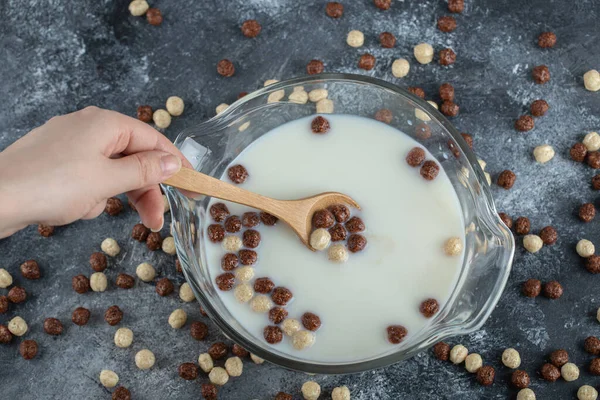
[
  {"left": 409, "top": 86, "right": 425, "bottom": 98},
  {"left": 578, "top": 385, "right": 598, "bottom": 400},
  {"left": 90, "top": 272, "right": 108, "bottom": 292},
  {"left": 153, "top": 109, "right": 171, "bottom": 129},
  {"left": 328, "top": 243, "right": 349, "bottom": 263},
  {"left": 538, "top": 31, "right": 557, "bottom": 48},
  {"left": 414, "top": 43, "right": 434, "bottom": 64},
  {"left": 584, "top": 70, "right": 600, "bottom": 92},
  {"left": 326, "top": 2, "right": 344, "bottom": 18},
  {"left": 539, "top": 226, "right": 558, "bottom": 245},
  {"left": 502, "top": 348, "right": 521, "bottom": 368},
  {"left": 433, "top": 342, "right": 451, "bottom": 360},
  {"left": 484, "top": 172, "right": 492, "bottom": 185},
  {"left": 541, "top": 362, "right": 561, "bottom": 381},
  {"left": 38, "top": 224, "right": 55, "bottom": 237},
  {"left": 415, "top": 108, "right": 431, "bottom": 122},
  {"left": 225, "top": 356, "right": 243, "bottom": 377},
  {"left": 571, "top": 142, "right": 588, "bottom": 162},
  {"left": 289, "top": 90, "right": 309, "bottom": 104},
  {"left": 19, "top": 339, "right": 37, "bottom": 359},
  {"left": 316, "top": 98, "right": 334, "bottom": 114},
  {"left": 0, "top": 269, "right": 12, "bottom": 288},
  {"left": 18, "top": 261, "right": 40, "bottom": 281},
  {"left": 533, "top": 144, "right": 555, "bottom": 163},
  {"left": 199, "top": 353, "right": 214, "bottom": 373},
  {"left": 235, "top": 266, "right": 255, "bottom": 283},
  {"left": 72, "top": 307, "right": 91, "bottom": 326},
  {"left": 301, "top": 381, "right": 321, "bottom": 400},
  {"left": 517, "top": 388, "right": 536, "bottom": 400},
  {"left": 308, "top": 89, "right": 328, "bottom": 103},
  {"left": 392, "top": 58, "right": 410, "bottom": 78},
  {"left": 250, "top": 353, "right": 264, "bottom": 364},
  {"left": 310, "top": 228, "right": 331, "bottom": 251},
  {"left": 100, "top": 370, "right": 119, "bottom": 388},
  {"left": 114, "top": 327, "right": 134, "bottom": 348},
  {"left": 523, "top": 235, "right": 543, "bottom": 253},
  {"left": 293, "top": 330, "right": 316, "bottom": 350},
  {"left": 136, "top": 262, "right": 156, "bottom": 282},
  {"left": 208, "top": 366, "right": 229, "bottom": 386},
  {"left": 135, "top": 349, "right": 155, "bottom": 370},
  {"left": 512, "top": 370, "right": 530, "bottom": 389},
  {"left": 8, "top": 316, "right": 28, "bottom": 336},
  {"left": 101, "top": 238, "right": 120, "bottom": 257},
  {"left": 597, "top": 307, "right": 600, "bottom": 323},
  {"left": 439, "top": 48, "right": 456, "bottom": 66},
  {"left": 163, "top": 195, "right": 170, "bottom": 213},
  {"left": 179, "top": 282, "right": 195, "bottom": 302},
  {"left": 476, "top": 365, "right": 495, "bottom": 386},
  {"left": 129, "top": 0, "right": 149, "bottom": 16},
  {"left": 580, "top": 203, "right": 596, "bottom": 222},
  {"left": 561, "top": 362, "right": 579, "bottom": 381},
  {"left": 497, "top": 170, "right": 516, "bottom": 189},
  {"left": 162, "top": 237, "right": 176, "bottom": 255},
  {"left": 374, "top": 0, "right": 391, "bottom": 10},
  {"left": 217, "top": 59, "right": 235, "bottom": 77},
  {"left": 234, "top": 283, "right": 254, "bottom": 303},
  {"left": 241, "top": 19, "right": 262, "bottom": 38},
  {"left": 222, "top": 235, "right": 243, "bottom": 252},
  {"left": 332, "top": 386, "right": 351, "bottom": 400},
  {"left": 178, "top": 363, "right": 199, "bottom": 381},
  {"left": 448, "top": 0, "right": 464, "bottom": 12},
  {"left": 216, "top": 103, "right": 229, "bottom": 115},
  {"left": 281, "top": 318, "right": 302, "bottom": 336},
  {"left": 168, "top": 308, "right": 187, "bottom": 329},
  {"left": 358, "top": 53, "right": 376, "bottom": 70},
  {"left": 444, "top": 237, "right": 462, "bottom": 256},
  {"left": 0, "top": 296, "right": 8, "bottom": 314},
  {"left": 249, "top": 295, "right": 273, "bottom": 313},
  {"left": 530, "top": 99, "right": 549, "bottom": 116},
  {"left": 465, "top": 353, "right": 483, "bottom": 373},
  {"left": 0, "top": 324, "right": 12, "bottom": 343},
  {"left": 449, "top": 344, "right": 468, "bottom": 364},
  {"left": 584, "top": 132, "right": 600, "bottom": 151},
  {"left": 165, "top": 96, "right": 184, "bottom": 116},
  {"left": 532, "top": 65, "right": 550, "bottom": 84},
  {"left": 146, "top": 8, "right": 163, "bottom": 25},
  {"left": 346, "top": 30, "right": 364, "bottom": 48}
]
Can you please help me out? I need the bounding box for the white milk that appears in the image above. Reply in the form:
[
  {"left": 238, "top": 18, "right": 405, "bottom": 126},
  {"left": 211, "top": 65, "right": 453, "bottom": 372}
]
[{"left": 203, "top": 115, "right": 464, "bottom": 363}]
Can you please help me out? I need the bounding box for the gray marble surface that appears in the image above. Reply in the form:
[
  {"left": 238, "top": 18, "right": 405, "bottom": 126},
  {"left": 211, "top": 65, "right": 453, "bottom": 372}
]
[{"left": 1, "top": 0, "right": 600, "bottom": 398}]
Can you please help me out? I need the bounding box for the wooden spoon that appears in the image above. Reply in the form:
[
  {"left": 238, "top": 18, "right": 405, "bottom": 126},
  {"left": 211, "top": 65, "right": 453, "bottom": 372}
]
[{"left": 163, "top": 167, "right": 360, "bottom": 251}]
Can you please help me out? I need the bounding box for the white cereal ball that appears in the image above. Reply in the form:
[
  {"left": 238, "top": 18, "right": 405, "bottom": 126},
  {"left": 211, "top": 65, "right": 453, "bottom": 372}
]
[
  {"left": 523, "top": 235, "right": 544, "bottom": 253},
  {"left": 316, "top": 98, "right": 334, "bottom": 114},
  {"left": 179, "top": 282, "right": 196, "bottom": 302},
  {"left": 502, "top": 348, "right": 521, "bottom": 369},
  {"left": 90, "top": 272, "right": 108, "bottom": 292},
  {"left": 216, "top": 103, "right": 229, "bottom": 115},
  {"left": 517, "top": 388, "right": 536, "bottom": 400},
  {"left": 168, "top": 308, "right": 187, "bottom": 329},
  {"left": 584, "top": 70, "right": 600, "bottom": 92},
  {"left": 166, "top": 96, "right": 185, "bottom": 116},
  {"left": 301, "top": 381, "right": 321, "bottom": 400},
  {"left": 478, "top": 159, "right": 487, "bottom": 171},
  {"left": 427, "top": 100, "right": 439, "bottom": 110},
  {"left": 101, "top": 238, "right": 120, "bottom": 257},
  {"left": 392, "top": 58, "right": 410, "bottom": 78},
  {"left": 222, "top": 235, "right": 242, "bottom": 252},
  {"left": 584, "top": 132, "right": 600, "bottom": 151},
  {"left": 8, "top": 316, "right": 28, "bottom": 336},
  {"left": 578, "top": 385, "right": 599, "bottom": 400},
  {"left": 577, "top": 239, "right": 595, "bottom": 258},
  {"left": 114, "top": 327, "right": 134, "bottom": 348},
  {"left": 444, "top": 237, "right": 463, "bottom": 256},
  {"left": 224, "top": 356, "right": 243, "bottom": 377},
  {"left": 267, "top": 90, "right": 285, "bottom": 103},
  {"left": 561, "top": 362, "right": 580, "bottom": 381},
  {"left": 310, "top": 228, "right": 331, "bottom": 251},
  {"left": 332, "top": 386, "right": 351, "bottom": 400},
  {"left": 328, "top": 243, "right": 349, "bottom": 263},
  {"left": 264, "top": 79, "right": 279, "bottom": 87},
  {"left": 484, "top": 172, "right": 492, "bottom": 186},
  {"left": 153, "top": 109, "right": 171, "bottom": 129},
  {"left": 0, "top": 268, "right": 13, "bottom": 288},
  {"left": 292, "top": 330, "right": 316, "bottom": 350},
  {"left": 209, "top": 366, "right": 229, "bottom": 386},
  {"left": 249, "top": 294, "right": 273, "bottom": 313},
  {"left": 281, "top": 318, "right": 302, "bottom": 336},
  {"left": 234, "top": 283, "right": 254, "bottom": 303},
  {"left": 346, "top": 30, "right": 364, "bottom": 48},
  {"left": 293, "top": 86, "right": 305, "bottom": 92},
  {"left": 289, "top": 90, "right": 309, "bottom": 104},
  {"left": 449, "top": 344, "right": 468, "bottom": 364},
  {"left": 597, "top": 307, "right": 600, "bottom": 323},
  {"left": 415, "top": 108, "right": 431, "bottom": 122},
  {"left": 235, "top": 266, "right": 255, "bottom": 283},
  {"left": 250, "top": 353, "right": 264, "bottom": 364},
  {"left": 162, "top": 237, "right": 176, "bottom": 255},
  {"left": 199, "top": 353, "right": 214, "bottom": 373},
  {"left": 135, "top": 349, "right": 155, "bottom": 370},
  {"left": 414, "top": 43, "right": 434, "bottom": 64},
  {"left": 163, "top": 195, "right": 170, "bottom": 213},
  {"left": 533, "top": 144, "right": 555, "bottom": 163},
  {"left": 136, "top": 262, "right": 156, "bottom": 282},
  {"left": 308, "top": 89, "right": 328, "bottom": 103},
  {"left": 99, "top": 369, "right": 119, "bottom": 388},
  {"left": 128, "top": 0, "right": 149, "bottom": 16},
  {"left": 464, "top": 353, "right": 483, "bottom": 373},
  {"left": 238, "top": 121, "right": 251, "bottom": 132}
]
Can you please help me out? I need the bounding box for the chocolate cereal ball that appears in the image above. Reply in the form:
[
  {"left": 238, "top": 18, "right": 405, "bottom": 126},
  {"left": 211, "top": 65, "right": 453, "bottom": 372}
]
[
  {"left": 439, "top": 48, "right": 456, "bottom": 66},
  {"left": 538, "top": 32, "right": 557, "bottom": 48},
  {"left": 264, "top": 325, "right": 283, "bottom": 344},
  {"left": 43, "top": 318, "right": 63, "bottom": 335},
  {"left": 0, "top": 296, "right": 8, "bottom": 314},
  {"left": 228, "top": 165, "right": 248, "bottom": 184},
  {"left": 585, "top": 336, "right": 600, "bottom": 355},
  {"left": 329, "top": 224, "right": 347, "bottom": 242},
  {"left": 306, "top": 59, "right": 324, "bottom": 75},
  {"left": 329, "top": 204, "right": 350, "bottom": 223},
  {"left": 539, "top": 226, "right": 558, "bottom": 245},
  {"left": 532, "top": 65, "right": 550, "bottom": 84},
  {"left": 348, "top": 234, "right": 367, "bottom": 253},
  {"left": 217, "top": 59, "right": 235, "bottom": 77},
  {"left": 387, "top": 325, "right": 407, "bottom": 344},
  {"left": 208, "top": 342, "right": 228, "bottom": 360},
  {"left": 146, "top": 232, "right": 162, "bottom": 251},
  {"left": 419, "top": 298, "right": 439, "bottom": 318},
  {"left": 207, "top": 224, "right": 225, "bottom": 243},
  {"left": 311, "top": 116, "right": 330, "bottom": 134},
  {"left": 116, "top": 273, "right": 135, "bottom": 289},
  {"left": 221, "top": 254, "right": 239, "bottom": 271},
  {"left": 375, "top": 109, "right": 393, "bottom": 124},
  {"left": 89, "top": 252, "right": 107, "bottom": 272},
  {"left": 420, "top": 160, "right": 440, "bottom": 181},
  {"left": 104, "top": 305, "right": 124, "bottom": 326},
  {"left": 590, "top": 358, "right": 600, "bottom": 375},
  {"left": 242, "top": 229, "right": 261, "bottom": 248},
  {"left": 137, "top": 105, "right": 152, "bottom": 122},
  {"left": 586, "top": 256, "right": 600, "bottom": 274},
  {"left": 146, "top": 8, "right": 162, "bottom": 26},
  {"left": 19, "top": 340, "right": 38, "bottom": 360},
  {"left": 531, "top": 99, "right": 549, "bottom": 117},
  {"left": 254, "top": 277, "right": 275, "bottom": 294},
  {"left": 439, "top": 83, "right": 455, "bottom": 101},
  {"left": 358, "top": 54, "right": 376, "bottom": 70},
  {"left": 522, "top": 279, "right": 542, "bottom": 297},
  {"left": 272, "top": 287, "right": 293, "bottom": 306},
  {"left": 476, "top": 365, "right": 495, "bottom": 386},
  {"left": 210, "top": 203, "right": 229, "bottom": 222},
  {"left": 440, "top": 101, "right": 459, "bottom": 117},
  {"left": 239, "top": 250, "right": 258, "bottom": 266},
  {"left": 269, "top": 307, "right": 288, "bottom": 324},
  {"left": 131, "top": 224, "right": 150, "bottom": 242},
  {"left": 448, "top": 0, "right": 464, "bottom": 13},
  {"left": 515, "top": 115, "right": 534, "bottom": 132},
  {"left": 374, "top": 0, "right": 391, "bottom": 10},
  {"left": 178, "top": 363, "right": 199, "bottom": 380},
  {"left": 437, "top": 16, "right": 457, "bottom": 32},
  {"left": 201, "top": 383, "right": 218, "bottom": 400},
  {"left": 224, "top": 216, "right": 242, "bottom": 233},
  {"left": 20, "top": 260, "right": 41, "bottom": 279},
  {"left": 433, "top": 342, "right": 451, "bottom": 360},
  {"left": 0, "top": 324, "right": 13, "bottom": 343},
  {"left": 550, "top": 349, "right": 569, "bottom": 367},
  {"left": 511, "top": 370, "right": 530, "bottom": 389},
  {"left": 72, "top": 275, "right": 90, "bottom": 294},
  {"left": 543, "top": 281, "right": 563, "bottom": 299},
  {"left": 346, "top": 216, "right": 365, "bottom": 233},
  {"left": 232, "top": 344, "right": 249, "bottom": 358},
  {"left": 406, "top": 147, "right": 426, "bottom": 167},
  {"left": 302, "top": 312, "right": 321, "bottom": 331},
  {"left": 588, "top": 152, "right": 600, "bottom": 169},
  {"left": 498, "top": 213, "right": 513, "bottom": 229},
  {"left": 8, "top": 286, "right": 26, "bottom": 304},
  {"left": 408, "top": 87, "right": 426, "bottom": 99},
  {"left": 540, "top": 363, "right": 560, "bottom": 381},
  {"left": 242, "top": 212, "right": 260, "bottom": 228},
  {"left": 112, "top": 386, "right": 131, "bottom": 400},
  {"left": 260, "top": 212, "right": 278, "bottom": 226},
  {"left": 514, "top": 217, "right": 530, "bottom": 235},
  {"left": 38, "top": 224, "right": 55, "bottom": 237},
  {"left": 312, "top": 209, "right": 335, "bottom": 229},
  {"left": 105, "top": 197, "right": 123, "bottom": 216},
  {"left": 579, "top": 203, "right": 596, "bottom": 222},
  {"left": 326, "top": 2, "right": 344, "bottom": 18},
  {"left": 379, "top": 32, "right": 396, "bottom": 48},
  {"left": 190, "top": 321, "right": 208, "bottom": 340},
  {"left": 241, "top": 19, "right": 261, "bottom": 38},
  {"left": 72, "top": 307, "right": 91, "bottom": 326},
  {"left": 156, "top": 278, "right": 174, "bottom": 296},
  {"left": 497, "top": 170, "right": 516, "bottom": 189},
  {"left": 571, "top": 142, "right": 588, "bottom": 162},
  {"left": 215, "top": 273, "right": 235, "bottom": 291}
]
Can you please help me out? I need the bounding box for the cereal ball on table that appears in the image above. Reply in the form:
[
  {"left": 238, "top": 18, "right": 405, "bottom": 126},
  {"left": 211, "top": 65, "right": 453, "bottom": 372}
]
[
  {"left": 250, "top": 353, "right": 264, "bottom": 364},
  {"left": 136, "top": 262, "right": 156, "bottom": 282},
  {"left": 523, "top": 235, "right": 543, "bottom": 253},
  {"left": 101, "top": 238, "right": 120, "bottom": 257},
  {"left": 414, "top": 43, "right": 434, "bottom": 64},
  {"left": 198, "top": 353, "right": 214, "bottom": 373},
  {"left": 517, "top": 388, "right": 536, "bottom": 400},
  {"left": 208, "top": 366, "right": 229, "bottom": 386},
  {"left": 8, "top": 316, "right": 28, "bottom": 336},
  {"left": 162, "top": 237, "right": 176, "bottom": 255},
  {"left": 128, "top": 0, "right": 149, "bottom": 16},
  {"left": 392, "top": 59, "right": 410, "bottom": 78},
  {"left": 90, "top": 272, "right": 108, "bottom": 292},
  {"left": 346, "top": 30, "right": 364, "bottom": 47},
  {"left": 179, "top": 282, "right": 196, "bottom": 302},
  {"left": 301, "top": 381, "right": 321, "bottom": 400},
  {"left": 114, "top": 327, "right": 133, "bottom": 348},
  {"left": 166, "top": 96, "right": 184, "bottom": 116},
  {"left": 533, "top": 145, "right": 555, "bottom": 163},
  {"left": 99, "top": 370, "right": 119, "bottom": 388},
  {"left": 224, "top": 356, "right": 243, "bottom": 377},
  {"left": 578, "top": 385, "right": 598, "bottom": 400},
  {"left": 584, "top": 70, "right": 600, "bottom": 92},
  {"left": 168, "top": 309, "right": 187, "bottom": 329},
  {"left": 0, "top": 269, "right": 12, "bottom": 288},
  {"left": 577, "top": 239, "right": 595, "bottom": 257},
  {"left": 449, "top": 344, "right": 468, "bottom": 364},
  {"left": 502, "top": 348, "right": 521, "bottom": 368},
  {"left": 19, "top": 340, "right": 37, "bottom": 359},
  {"left": 465, "top": 353, "right": 483, "bottom": 373},
  {"left": 135, "top": 349, "right": 155, "bottom": 370},
  {"left": 332, "top": 386, "right": 351, "bottom": 400},
  {"left": 561, "top": 362, "right": 579, "bottom": 381},
  {"left": 153, "top": 109, "right": 171, "bottom": 129}
]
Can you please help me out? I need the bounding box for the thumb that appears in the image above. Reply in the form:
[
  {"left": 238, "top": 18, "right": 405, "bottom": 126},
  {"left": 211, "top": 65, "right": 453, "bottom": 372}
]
[{"left": 107, "top": 150, "right": 182, "bottom": 194}]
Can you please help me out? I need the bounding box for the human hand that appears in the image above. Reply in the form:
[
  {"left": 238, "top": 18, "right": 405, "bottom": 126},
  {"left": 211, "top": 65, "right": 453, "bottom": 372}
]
[{"left": 0, "top": 106, "right": 191, "bottom": 238}]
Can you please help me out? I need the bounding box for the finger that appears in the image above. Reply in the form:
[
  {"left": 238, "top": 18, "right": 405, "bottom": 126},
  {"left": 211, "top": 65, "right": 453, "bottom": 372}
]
[
  {"left": 127, "top": 186, "right": 164, "bottom": 231},
  {"left": 82, "top": 200, "right": 108, "bottom": 220}
]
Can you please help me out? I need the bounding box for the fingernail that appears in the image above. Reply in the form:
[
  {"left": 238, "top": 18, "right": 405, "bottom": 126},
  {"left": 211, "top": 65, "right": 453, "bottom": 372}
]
[
  {"left": 151, "top": 216, "right": 164, "bottom": 233},
  {"left": 160, "top": 154, "right": 182, "bottom": 177}
]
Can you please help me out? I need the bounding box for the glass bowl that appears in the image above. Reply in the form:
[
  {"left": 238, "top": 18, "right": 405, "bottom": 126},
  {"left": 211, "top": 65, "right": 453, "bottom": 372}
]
[{"left": 164, "top": 74, "right": 515, "bottom": 374}]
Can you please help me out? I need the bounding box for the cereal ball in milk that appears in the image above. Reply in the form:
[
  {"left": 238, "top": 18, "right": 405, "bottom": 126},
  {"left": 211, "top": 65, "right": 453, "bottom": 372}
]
[
  {"left": 168, "top": 309, "right": 187, "bottom": 329},
  {"left": 0, "top": 269, "right": 13, "bottom": 288},
  {"left": 533, "top": 144, "right": 555, "bottom": 163},
  {"left": 90, "top": 272, "right": 108, "bottom": 292},
  {"left": 502, "top": 348, "right": 521, "bottom": 368},
  {"left": 310, "top": 228, "right": 331, "bottom": 251},
  {"left": 561, "top": 362, "right": 580, "bottom": 381},
  {"left": 136, "top": 262, "right": 156, "bottom": 282},
  {"left": 199, "top": 353, "right": 214, "bottom": 373},
  {"left": 153, "top": 109, "right": 171, "bottom": 129},
  {"left": 166, "top": 96, "right": 184, "bottom": 116},
  {"left": 129, "top": 0, "right": 149, "bottom": 16},
  {"left": 584, "top": 132, "right": 600, "bottom": 151},
  {"left": 328, "top": 243, "right": 349, "bottom": 263},
  {"left": 465, "top": 353, "right": 483, "bottom": 373},
  {"left": 135, "top": 349, "right": 155, "bottom": 370},
  {"left": 449, "top": 344, "right": 468, "bottom": 364},
  {"left": 578, "top": 385, "right": 598, "bottom": 400},
  {"left": 444, "top": 237, "right": 462, "bottom": 256},
  {"left": 224, "top": 356, "right": 243, "bottom": 377},
  {"left": 301, "top": 381, "right": 321, "bottom": 400},
  {"left": 414, "top": 43, "right": 434, "bottom": 64},
  {"left": 209, "top": 366, "right": 229, "bottom": 386},
  {"left": 332, "top": 386, "right": 351, "bottom": 400},
  {"left": 316, "top": 99, "right": 334, "bottom": 114},
  {"left": 292, "top": 330, "right": 316, "bottom": 350},
  {"left": 577, "top": 239, "right": 595, "bottom": 257},
  {"left": 308, "top": 89, "right": 328, "bottom": 103},
  {"left": 346, "top": 30, "right": 364, "bottom": 47},
  {"left": 249, "top": 295, "right": 273, "bottom": 313},
  {"left": 517, "top": 388, "right": 536, "bottom": 400},
  {"left": 392, "top": 59, "right": 410, "bottom": 78},
  {"left": 101, "top": 238, "right": 120, "bottom": 257},
  {"left": 99, "top": 369, "right": 119, "bottom": 388},
  {"left": 162, "top": 237, "right": 176, "bottom": 255},
  {"left": 523, "top": 235, "right": 543, "bottom": 253},
  {"left": 114, "top": 327, "right": 134, "bottom": 348},
  {"left": 234, "top": 283, "right": 254, "bottom": 303},
  {"left": 281, "top": 319, "right": 302, "bottom": 336},
  {"left": 235, "top": 266, "right": 255, "bottom": 283},
  {"left": 250, "top": 353, "right": 264, "bottom": 364},
  {"left": 584, "top": 70, "right": 600, "bottom": 92},
  {"left": 222, "top": 236, "right": 243, "bottom": 252},
  {"left": 8, "top": 316, "right": 28, "bottom": 336},
  {"left": 179, "top": 282, "right": 196, "bottom": 302},
  {"left": 216, "top": 103, "right": 229, "bottom": 115}
]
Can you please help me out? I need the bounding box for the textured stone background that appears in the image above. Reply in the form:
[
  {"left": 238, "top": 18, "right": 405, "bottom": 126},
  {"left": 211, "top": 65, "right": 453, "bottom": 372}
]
[{"left": 1, "top": 0, "right": 600, "bottom": 398}]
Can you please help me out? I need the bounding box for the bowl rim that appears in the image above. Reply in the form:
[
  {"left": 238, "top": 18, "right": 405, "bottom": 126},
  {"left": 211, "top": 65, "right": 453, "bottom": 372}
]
[{"left": 165, "top": 73, "right": 515, "bottom": 374}]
